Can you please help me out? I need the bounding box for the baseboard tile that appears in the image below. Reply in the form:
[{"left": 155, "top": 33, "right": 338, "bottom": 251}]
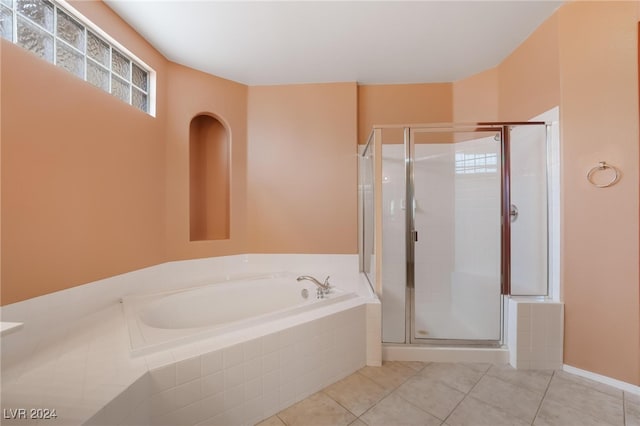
[{"left": 563, "top": 364, "right": 640, "bottom": 395}]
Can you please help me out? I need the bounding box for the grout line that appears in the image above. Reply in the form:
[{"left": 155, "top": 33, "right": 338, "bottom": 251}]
[
  {"left": 555, "top": 369, "right": 628, "bottom": 425},
  {"left": 275, "top": 413, "right": 288, "bottom": 426},
  {"left": 467, "top": 363, "right": 491, "bottom": 395},
  {"left": 328, "top": 362, "right": 428, "bottom": 422},
  {"left": 320, "top": 388, "right": 360, "bottom": 418},
  {"left": 360, "top": 361, "right": 424, "bottom": 391},
  {"left": 323, "top": 376, "right": 386, "bottom": 421},
  {"left": 388, "top": 367, "right": 468, "bottom": 423},
  {"left": 558, "top": 368, "right": 626, "bottom": 399},
  {"left": 353, "top": 381, "right": 401, "bottom": 422},
  {"left": 441, "top": 396, "right": 465, "bottom": 424},
  {"left": 441, "top": 362, "right": 491, "bottom": 424},
  {"left": 393, "top": 390, "right": 444, "bottom": 421},
  {"left": 531, "top": 369, "right": 555, "bottom": 425},
  {"left": 268, "top": 364, "right": 632, "bottom": 426}
]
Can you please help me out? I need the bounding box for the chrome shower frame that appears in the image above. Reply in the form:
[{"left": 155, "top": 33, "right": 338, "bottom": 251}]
[{"left": 360, "top": 121, "right": 549, "bottom": 347}]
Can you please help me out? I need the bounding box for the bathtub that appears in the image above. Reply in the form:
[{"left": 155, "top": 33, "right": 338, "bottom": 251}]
[{"left": 123, "top": 272, "right": 358, "bottom": 355}]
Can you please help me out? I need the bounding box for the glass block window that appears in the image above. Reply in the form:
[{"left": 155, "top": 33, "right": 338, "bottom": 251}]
[
  {"left": 455, "top": 152, "right": 498, "bottom": 175},
  {"left": 1, "top": 0, "right": 153, "bottom": 115}
]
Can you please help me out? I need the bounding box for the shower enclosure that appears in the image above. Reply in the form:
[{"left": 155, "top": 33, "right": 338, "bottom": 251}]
[{"left": 359, "top": 123, "right": 550, "bottom": 346}]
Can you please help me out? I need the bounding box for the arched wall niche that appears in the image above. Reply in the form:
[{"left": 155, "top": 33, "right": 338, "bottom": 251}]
[{"left": 189, "top": 113, "right": 230, "bottom": 241}]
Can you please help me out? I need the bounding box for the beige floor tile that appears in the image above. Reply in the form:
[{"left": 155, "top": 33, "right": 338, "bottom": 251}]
[
  {"left": 545, "top": 373, "right": 624, "bottom": 425},
  {"left": 271, "top": 363, "right": 633, "bottom": 426},
  {"left": 359, "top": 393, "right": 441, "bottom": 426},
  {"left": 554, "top": 370, "right": 623, "bottom": 398},
  {"left": 394, "top": 375, "right": 465, "bottom": 421},
  {"left": 255, "top": 415, "right": 286, "bottom": 426},
  {"left": 358, "top": 361, "right": 418, "bottom": 391},
  {"left": 419, "top": 362, "right": 487, "bottom": 394},
  {"left": 323, "top": 372, "right": 387, "bottom": 417},
  {"left": 277, "top": 392, "right": 356, "bottom": 426},
  {"left": 534, "top": 398, "right": 616, "bottom": 426},
  {"left": 399, "top": 361, "right": 429, "bottom": 372},
  {"left": 469, "top": 375, "right": 544, "bottom": 423},
  {"left": 485, "top": 364, "right": 552, "bottom": 394},
  {"left": 446, "top": 395, "right": 529, "bottom": 426}
]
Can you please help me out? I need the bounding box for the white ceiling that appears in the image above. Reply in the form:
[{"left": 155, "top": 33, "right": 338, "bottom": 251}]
[{"left": 104, "top": 1, "right": 562, "bottom": 86}]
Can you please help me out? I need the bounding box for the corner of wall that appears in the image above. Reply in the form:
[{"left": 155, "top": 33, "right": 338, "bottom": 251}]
[{"left": 452, "top": 67, "right": 499, "bottom": 122}]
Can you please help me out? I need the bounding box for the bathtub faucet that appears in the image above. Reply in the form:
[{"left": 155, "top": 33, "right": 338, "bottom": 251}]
[{"left": 296, "top": 275, "right": 331, "bottom": 298}]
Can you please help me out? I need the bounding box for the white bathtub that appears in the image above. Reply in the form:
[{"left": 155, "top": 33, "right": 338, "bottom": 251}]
[{"left": 123, "top": 272, "right": 358, "bottom": 354}]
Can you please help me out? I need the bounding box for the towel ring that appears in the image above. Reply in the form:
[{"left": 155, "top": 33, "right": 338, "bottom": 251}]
[{"left": 587, "top": 161, "right": 620, "bottom": 188}]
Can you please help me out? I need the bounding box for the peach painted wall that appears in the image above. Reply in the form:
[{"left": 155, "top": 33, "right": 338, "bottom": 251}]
[
  {"left": 556, "top": 1, "right": 639, "bottom": 385},
  {"left": 165, "top": 63, "right": 248, "bottom": 261},
  {"left": 247, "top": 83, "right": 357, "bottom": 254},
  {"left": 1, "top": 0, "right": 168, "bottom": 304},
  {"left": 498, "top": 13, "right": 561, "bottom": 122},
  {"left": 3, "top": 2, "right": 639, "bottom": 389},
  {"left": 452, "top": 68, "right": 499, "bottom": 123},
  {"left": 492, "top": 1, "right": 639, "bottom": 385},
  {"left": 439, "top": 1, "right": 640, "bottom": 385},
  {"left": 357, "top": 83, "right": 453, "bottom": 144}
]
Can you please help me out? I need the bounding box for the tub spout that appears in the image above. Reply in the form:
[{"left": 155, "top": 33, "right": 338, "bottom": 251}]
[{"left": 296, "top": 275, "right": 331, "bottom": 291}]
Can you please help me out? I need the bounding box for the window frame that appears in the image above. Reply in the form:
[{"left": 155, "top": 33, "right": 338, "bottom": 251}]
[
  {"left": 455, "top": 151, "right": 498, "bottom": 175},
  {"left": 1, "top": 0, "right": 156, "bottom": 116}
]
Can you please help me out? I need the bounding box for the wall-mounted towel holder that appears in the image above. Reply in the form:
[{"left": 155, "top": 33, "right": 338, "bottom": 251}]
[{"left": 587, "top": 161, "right": 620, "bottom": 188}]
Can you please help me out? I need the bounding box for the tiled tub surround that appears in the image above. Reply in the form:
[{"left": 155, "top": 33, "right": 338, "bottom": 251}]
[
  {"left": 87, "top": 307, "right": 366, "bottom": 426},
  {"left": 0, "top": 254, "right": 378, "bottom": 425}
]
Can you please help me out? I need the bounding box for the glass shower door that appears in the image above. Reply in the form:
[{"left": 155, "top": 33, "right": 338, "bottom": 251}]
[{"left": 410, "top": 129, "right": 502, "bottom": 343}]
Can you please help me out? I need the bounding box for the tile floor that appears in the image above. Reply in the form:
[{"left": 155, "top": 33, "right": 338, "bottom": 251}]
[{"left": 257, "top": 361, "right": 640, "bottom": 426}]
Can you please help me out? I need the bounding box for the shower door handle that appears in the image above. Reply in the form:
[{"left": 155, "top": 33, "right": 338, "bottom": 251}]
[
  {"left": 412, "top": 230, "right": 418, "bottom": 242},
  {"left": 510, "top": 204, "right": 519, "bottom": 223}
]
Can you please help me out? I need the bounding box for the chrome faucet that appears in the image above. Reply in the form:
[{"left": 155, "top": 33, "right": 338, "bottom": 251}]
[{"left": 297, "top": 275, "right": 331, "bottom": 298}]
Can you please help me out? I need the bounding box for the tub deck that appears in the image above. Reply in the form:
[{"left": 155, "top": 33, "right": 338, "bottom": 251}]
[
  {"left": 124, "top": 273, "right": 358, "bottom": 355},
  {"left": 0, "top": 275, "right": 376, "bottom": 425}
]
